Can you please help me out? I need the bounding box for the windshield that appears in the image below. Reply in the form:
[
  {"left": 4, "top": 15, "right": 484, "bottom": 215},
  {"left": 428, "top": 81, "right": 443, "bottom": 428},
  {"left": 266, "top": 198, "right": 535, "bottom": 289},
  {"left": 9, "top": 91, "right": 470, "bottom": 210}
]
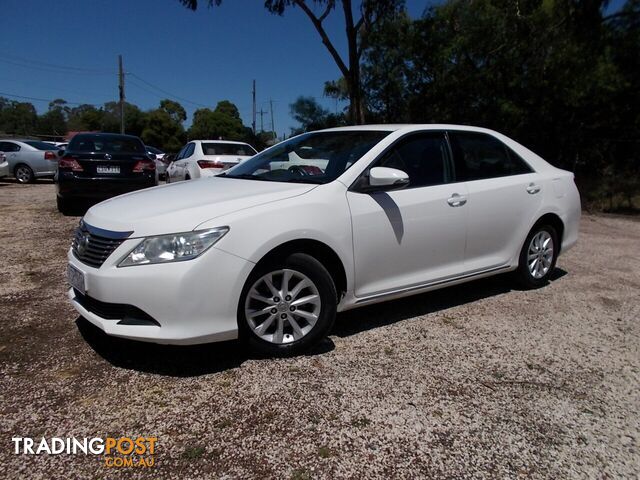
[
  {"left": 24, "top": 141, "right": 57, "bottom": 151},
  {"left": 202, "top": 143, "right": 257, "bottom": 156},
  {"left": 69, "top": 134, "right": 145, "bottom": 153},
  {"left": 220, "top": 131, "right": 389, "bottom": 184}
]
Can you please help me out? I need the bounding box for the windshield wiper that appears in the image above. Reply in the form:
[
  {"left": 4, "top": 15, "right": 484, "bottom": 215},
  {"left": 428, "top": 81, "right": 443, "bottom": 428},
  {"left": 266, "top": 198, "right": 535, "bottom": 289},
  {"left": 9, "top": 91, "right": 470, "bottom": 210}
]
[
  {"left": 218, "top": 174, "right": 271, "bottom": 181},
  {"left": 283, "top": 178, "right": 325, "bottom": 184}
]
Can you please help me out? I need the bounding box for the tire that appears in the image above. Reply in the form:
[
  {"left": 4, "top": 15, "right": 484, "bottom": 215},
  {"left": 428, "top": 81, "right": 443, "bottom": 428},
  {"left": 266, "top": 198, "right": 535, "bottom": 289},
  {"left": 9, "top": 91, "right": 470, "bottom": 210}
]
[
  {"left": 57, "top": 196, "right": 74, "bottom": 215},
  {"left": 238, "top": 253, "right": 337, "bottom": 356},
  {"left": 14, "top": 164, "right": 34, "bottom": 184},
  {"left": 515, "top": 224, "right": 559, "bottom": 289},
  {"left": 184, "top": 174, "right": 191, "bottom": 181}
]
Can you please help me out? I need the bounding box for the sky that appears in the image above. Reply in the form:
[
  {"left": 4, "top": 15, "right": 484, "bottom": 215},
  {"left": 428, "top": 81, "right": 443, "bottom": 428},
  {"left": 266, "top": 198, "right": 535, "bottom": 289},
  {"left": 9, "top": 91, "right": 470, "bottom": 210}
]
[{"left": 0, "top": 0, "right": 627, "bottom": 139}]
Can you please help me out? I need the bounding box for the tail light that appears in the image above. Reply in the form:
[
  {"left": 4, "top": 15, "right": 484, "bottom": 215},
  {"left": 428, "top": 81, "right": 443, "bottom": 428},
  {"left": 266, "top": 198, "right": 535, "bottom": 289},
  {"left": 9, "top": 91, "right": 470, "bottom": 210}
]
[
  {"left": 58, "top": 158, "right": 83, "bottom": 172},
  {"left": 44, "top": 151, "right": 57, "bottom": 160},
  {"left": 133, "top": 159, "right": 156, "bottom": 172},
  {"left": 197, "top": 160, "right": 223, "bottom": 169}
]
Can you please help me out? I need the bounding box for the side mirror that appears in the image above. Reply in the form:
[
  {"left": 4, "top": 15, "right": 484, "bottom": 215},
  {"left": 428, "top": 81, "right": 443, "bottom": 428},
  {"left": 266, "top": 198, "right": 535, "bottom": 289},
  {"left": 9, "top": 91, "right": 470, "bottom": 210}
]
[{"left": 367, "top": 167, "right": 409, "bottom": 191}]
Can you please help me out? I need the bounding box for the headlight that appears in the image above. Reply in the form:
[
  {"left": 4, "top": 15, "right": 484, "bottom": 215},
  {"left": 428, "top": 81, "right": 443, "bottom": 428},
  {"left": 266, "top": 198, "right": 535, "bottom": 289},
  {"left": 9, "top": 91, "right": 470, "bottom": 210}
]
[{"left": 118, "top": 227, "right": 229, "bottom": 267}]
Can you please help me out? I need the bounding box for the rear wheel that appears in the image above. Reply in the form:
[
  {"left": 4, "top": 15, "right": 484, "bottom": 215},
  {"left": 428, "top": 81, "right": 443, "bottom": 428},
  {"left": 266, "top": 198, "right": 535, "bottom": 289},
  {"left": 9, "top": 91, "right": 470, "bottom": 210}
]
[
  {"left": 238, "top": 253, "right": 337, "bottom": 356},
  {"left": 56, "top": 196, "right": 73, "bottom": 215},
  {"left": 14, "top": 164, "right": 34, "bottom": 184},
  {"left": 515, "top": 224, "right": 559, "bottom": 288}
]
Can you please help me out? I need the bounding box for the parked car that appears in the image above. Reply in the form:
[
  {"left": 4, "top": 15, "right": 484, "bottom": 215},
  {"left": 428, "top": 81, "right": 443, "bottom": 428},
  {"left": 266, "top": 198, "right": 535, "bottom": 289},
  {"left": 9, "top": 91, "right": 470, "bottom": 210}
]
[
  {"left": 55, "top": 133, "right": 156, "bottom": 214},
  {"left": 0, "top": 139, "right": 58, "bottom": 183},
  {"left": 66, "top": 125, "right": 580, "bottom": 355},
  {"left": 145, "top": 146, "right": 167, "bottom": 181},
  {"left": 166, "top": 140, "right": 257, "bottom": 182},
  {"left": 0, "top": 152, "right": 8, "bottom": 178}
]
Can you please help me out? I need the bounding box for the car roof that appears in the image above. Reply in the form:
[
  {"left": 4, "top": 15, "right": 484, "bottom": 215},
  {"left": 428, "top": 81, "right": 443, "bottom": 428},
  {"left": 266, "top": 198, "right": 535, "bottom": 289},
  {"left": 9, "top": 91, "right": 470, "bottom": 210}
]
[
  {"left": 72, "top": 133, "right": 141, "bottom": 140},
  {"left": 318, "top": 124, "right": 504, "bottom": 135},
  {"left": 191, "top": 140, "right": 251, "bottom": 145}
]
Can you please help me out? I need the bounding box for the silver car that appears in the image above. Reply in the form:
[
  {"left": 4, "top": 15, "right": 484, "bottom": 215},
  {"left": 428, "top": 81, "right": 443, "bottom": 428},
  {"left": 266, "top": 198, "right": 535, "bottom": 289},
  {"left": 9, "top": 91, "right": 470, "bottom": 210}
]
[{"left": 0, "top": 139, "right": 59, "bottom": 183}]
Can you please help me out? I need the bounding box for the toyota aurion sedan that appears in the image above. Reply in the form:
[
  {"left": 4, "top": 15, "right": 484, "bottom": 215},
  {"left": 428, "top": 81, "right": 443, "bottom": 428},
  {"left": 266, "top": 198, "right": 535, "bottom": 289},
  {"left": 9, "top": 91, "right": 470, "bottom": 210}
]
[{"left": 67, "top": 125, "right": 580, "bottom": 355}]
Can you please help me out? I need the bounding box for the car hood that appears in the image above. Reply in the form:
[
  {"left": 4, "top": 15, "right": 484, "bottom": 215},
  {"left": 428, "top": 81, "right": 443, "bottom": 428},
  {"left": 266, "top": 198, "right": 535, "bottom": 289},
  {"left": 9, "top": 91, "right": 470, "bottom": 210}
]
[{"left": 83, "top": 177, "right": 317, "bottom": 237}]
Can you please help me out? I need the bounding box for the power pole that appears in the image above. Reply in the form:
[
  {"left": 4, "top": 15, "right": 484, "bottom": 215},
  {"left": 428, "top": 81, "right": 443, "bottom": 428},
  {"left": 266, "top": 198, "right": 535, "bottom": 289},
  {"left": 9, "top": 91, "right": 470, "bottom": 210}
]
[
  {"left": 118, "top": 55, "right": 125, "bottom": 134},
  {"left": 258, "top": 108, "right": 266, "bottom": 132},
  {"left": 251, "top": 80, "right": 256, "bottom": 135},
  {"left": 269, "top": 99, "right": 275, "bottom": 140}
]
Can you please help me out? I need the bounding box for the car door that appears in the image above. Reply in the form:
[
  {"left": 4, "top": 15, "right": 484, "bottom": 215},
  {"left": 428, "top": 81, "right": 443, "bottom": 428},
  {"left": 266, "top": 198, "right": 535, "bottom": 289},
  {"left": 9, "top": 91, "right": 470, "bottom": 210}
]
[
  {"left": 347, "top": 131, "right": 468, "bottom": 298},
  {"left": 0, "top": 141, "right": 21, "bottom": 172},
  {"left": 168, "top": 145, "right": 186, "bottom": 181},
  {"left": 448, "top": 130, "right": 542, "bottom": 272},
  {"left": 180, "top": 142, "right": 196, "bottom": 179}
]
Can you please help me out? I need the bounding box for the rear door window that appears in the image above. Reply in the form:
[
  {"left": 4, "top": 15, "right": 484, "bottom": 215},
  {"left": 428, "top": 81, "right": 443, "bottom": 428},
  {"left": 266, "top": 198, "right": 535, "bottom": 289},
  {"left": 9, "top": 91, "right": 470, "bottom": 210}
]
[
  {"left": 449, "top": 131, "right": 532, "bottom": 181},
  {"left": 183, "top": 143, "right": 195, "bottom": 159}
]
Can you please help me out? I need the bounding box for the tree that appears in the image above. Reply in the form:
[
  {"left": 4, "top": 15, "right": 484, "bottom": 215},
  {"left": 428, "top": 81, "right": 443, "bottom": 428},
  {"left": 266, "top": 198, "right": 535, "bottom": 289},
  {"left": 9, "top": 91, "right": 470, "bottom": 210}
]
[
  {"left": 0, "top": 98, "right": 38, "bottom": 135},
  {"left": 214, "top": 100, "right": 241, "bottom": 120},
  {"left": 178, "top": 0, "right": 404, "bottom": 124},
  {"left": 142, "top": 99, "right": 186, "bottom": 151},
  {"left": 102, "top": 102, "right": 147, "bottom": 137},
  {"left": 67, "top": 104, "right": 105, "bottom": 131},
  {"left": 189, "top": 102, "right": 246, "bottom": 140},
  {"left": 289, "top": 96, "right": 343, "bottom": 133},
  {"left": 159, "top": 99, "right": 187, "bottom": 124}
]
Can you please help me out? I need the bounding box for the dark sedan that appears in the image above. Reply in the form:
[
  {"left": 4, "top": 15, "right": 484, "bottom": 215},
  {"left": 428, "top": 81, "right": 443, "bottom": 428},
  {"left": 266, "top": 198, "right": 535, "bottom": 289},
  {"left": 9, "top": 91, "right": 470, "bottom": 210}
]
[{"left": 55, "top": 133, "right": 157, "bottom": 214}]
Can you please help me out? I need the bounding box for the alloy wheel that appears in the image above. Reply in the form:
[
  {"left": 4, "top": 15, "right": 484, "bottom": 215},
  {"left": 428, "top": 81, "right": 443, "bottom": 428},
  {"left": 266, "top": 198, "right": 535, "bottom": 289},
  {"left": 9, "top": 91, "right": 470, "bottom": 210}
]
[
  {"left": 15, "top": 166, "right": 32, "bottom": 183},
  {"left": 527, "top": 230, "right": 554, "bottom": 279},
  {"left": 244, "top": 269, "right": 321, "bottom": 344}
]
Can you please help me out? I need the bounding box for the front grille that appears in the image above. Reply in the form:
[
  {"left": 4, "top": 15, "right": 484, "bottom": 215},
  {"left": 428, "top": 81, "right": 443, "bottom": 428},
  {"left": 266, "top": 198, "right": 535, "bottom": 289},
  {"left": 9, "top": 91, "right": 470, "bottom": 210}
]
[
  {"left": 74, "top": 289, "right": 159, "bottom": 326},
  {"left": 72, "top": 227, "right": 124, "bottom": 268}
]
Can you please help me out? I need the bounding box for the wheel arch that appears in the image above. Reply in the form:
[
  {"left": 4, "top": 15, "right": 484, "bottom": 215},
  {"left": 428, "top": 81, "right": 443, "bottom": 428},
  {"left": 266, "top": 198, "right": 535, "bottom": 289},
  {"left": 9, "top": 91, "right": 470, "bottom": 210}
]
[
  {"left": 532, "top": 212, "right": 565, "bottom": 252},
  {"left": 250, "top": 239, "right": 348, "bottom": 301}
]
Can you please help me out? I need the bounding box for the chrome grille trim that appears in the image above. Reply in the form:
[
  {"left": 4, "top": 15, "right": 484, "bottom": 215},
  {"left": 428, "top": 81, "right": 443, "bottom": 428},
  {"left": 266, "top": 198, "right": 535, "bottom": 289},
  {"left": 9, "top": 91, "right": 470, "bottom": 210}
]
[{"left": 71, "top": 221, "right": 132, "bottom": 268}]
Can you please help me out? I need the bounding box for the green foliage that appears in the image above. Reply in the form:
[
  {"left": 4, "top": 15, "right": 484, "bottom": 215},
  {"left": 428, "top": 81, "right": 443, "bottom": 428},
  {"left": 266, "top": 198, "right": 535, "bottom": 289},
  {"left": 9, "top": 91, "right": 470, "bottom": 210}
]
[
  {"left": 356, "top": 0, "right": 640, "bottom": 210},
  {"left": 289, "top": 96, "right": 345, "bottom": 134},
  {"left": 188, "top": 103, "right": 246, "bottom": 141}
]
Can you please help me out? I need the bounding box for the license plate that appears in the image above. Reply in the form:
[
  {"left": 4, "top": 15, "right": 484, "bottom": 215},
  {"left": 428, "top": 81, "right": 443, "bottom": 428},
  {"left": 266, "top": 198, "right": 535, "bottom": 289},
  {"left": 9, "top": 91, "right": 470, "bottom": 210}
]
[
  {"left": 67, "top": 264, "right": 86, "bottom": 295},
  {"left": 97, "top": 165, "right": 120, "bottom": 174}
]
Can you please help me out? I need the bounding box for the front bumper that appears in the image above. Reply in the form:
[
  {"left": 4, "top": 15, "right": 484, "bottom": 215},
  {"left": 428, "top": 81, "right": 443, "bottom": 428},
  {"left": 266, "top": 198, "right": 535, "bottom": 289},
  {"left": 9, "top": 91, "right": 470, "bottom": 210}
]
[{"left": 67, "top": 241, "right": 255, "bottom": 345}]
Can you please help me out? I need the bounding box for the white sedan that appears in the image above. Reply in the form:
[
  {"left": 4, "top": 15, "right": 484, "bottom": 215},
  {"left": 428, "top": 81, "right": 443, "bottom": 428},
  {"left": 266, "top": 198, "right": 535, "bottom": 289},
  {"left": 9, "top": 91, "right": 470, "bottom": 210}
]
[
  {"left": 66, "top": 125, "right": 580, "bottom": 355},
  {"left": 166, "top": 140, "right": 257, "bottom": 182}
]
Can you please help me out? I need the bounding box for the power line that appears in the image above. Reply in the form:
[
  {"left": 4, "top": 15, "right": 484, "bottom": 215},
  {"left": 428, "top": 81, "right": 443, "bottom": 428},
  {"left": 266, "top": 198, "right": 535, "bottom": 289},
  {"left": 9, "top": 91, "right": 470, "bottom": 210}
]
[
  {"left": 128, "top": 73, "right": 210, "bottom": 108},
  {"left": 0, "top": 91, "right": 102, "bottom": 107},
  {"left": 0, "top": 55, "right": 116, "bottom": 76}
]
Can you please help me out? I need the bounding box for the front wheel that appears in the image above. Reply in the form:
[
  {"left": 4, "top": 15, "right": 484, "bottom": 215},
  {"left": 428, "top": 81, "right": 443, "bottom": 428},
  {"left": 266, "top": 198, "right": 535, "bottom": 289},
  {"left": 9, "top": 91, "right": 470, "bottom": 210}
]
[
  {"left": 515, "top": 224, "right": 559, "bottom": 289},
  {"left": 238, "top": 253, "right": 337, "bottom": 356}
]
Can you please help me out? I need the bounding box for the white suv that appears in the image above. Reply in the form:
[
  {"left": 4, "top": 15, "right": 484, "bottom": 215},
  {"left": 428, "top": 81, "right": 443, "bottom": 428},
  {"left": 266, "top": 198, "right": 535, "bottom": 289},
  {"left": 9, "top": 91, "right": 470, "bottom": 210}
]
[
  {"left": 166, "top": 140, "right": 256, "bottom": 182},
  {"left": 66, "top": 125, "right": 580, "bottom": 355}
]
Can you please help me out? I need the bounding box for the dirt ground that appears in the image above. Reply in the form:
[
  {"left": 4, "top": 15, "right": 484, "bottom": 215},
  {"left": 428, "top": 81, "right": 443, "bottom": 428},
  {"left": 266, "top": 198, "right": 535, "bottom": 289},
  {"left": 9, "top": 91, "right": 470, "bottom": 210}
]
[{"left": 0, "top": 180, "right": 638, "bottom": 479}]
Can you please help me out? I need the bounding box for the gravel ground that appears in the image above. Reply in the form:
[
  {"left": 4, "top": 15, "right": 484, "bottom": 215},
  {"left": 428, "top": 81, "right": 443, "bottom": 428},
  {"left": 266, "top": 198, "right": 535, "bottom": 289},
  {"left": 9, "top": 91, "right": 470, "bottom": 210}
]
[{"left": 0, "top": 180, "right": 638, "bottom": 479}]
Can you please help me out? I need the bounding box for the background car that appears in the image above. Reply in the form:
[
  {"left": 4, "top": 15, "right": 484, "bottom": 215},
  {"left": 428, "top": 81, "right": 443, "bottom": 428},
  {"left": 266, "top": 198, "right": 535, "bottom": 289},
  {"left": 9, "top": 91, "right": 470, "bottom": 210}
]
[
  {"left": 0, "top": 139, "right": 59, "bottom": 183},
  {"left": 145, "top": 145, "right": 168, "bottom": 181},
  {"left": 0, "top": 152, "right": 8, "bottom": 178},
  {"left": 166, "top": 140, "right": 257, "bottom": 182},
  {"left": 55, "top": 133, "right": 157, "bottom": 214}
]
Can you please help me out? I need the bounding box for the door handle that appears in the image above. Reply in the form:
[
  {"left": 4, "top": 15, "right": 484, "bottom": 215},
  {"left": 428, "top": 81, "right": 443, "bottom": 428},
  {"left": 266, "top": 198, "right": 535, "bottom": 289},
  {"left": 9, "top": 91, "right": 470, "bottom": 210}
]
[
  {"left": 526, "top": 183, "right": 541, "bottom": 194},
  {"left": 447, "top": 193, "right": 467, "bottom": 207}
]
